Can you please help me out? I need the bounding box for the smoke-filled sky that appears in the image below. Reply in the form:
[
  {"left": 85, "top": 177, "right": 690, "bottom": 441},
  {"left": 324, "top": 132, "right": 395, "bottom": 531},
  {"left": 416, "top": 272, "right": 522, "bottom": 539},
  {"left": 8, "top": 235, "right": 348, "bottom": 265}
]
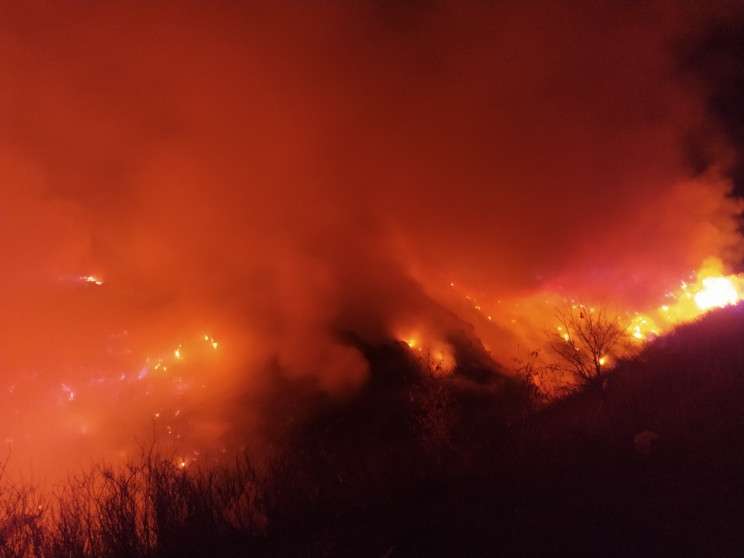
[{"left": 2, "top": 2, "right": 743, "bottom": 482}]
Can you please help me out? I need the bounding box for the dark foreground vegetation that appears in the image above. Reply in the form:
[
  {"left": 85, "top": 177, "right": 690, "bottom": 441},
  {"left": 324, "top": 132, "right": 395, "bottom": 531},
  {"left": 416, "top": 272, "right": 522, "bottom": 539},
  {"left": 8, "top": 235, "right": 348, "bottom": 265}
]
[{"left": 2, "top": 304, "right": 742, "bottom": 558}]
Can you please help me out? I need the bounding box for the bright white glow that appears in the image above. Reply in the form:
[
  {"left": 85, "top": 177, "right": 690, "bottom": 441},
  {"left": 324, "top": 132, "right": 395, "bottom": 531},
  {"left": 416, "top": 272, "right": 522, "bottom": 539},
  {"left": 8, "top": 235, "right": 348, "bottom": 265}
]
[{"left": 694, "top": 277, "right": 739, "bottom": 310}]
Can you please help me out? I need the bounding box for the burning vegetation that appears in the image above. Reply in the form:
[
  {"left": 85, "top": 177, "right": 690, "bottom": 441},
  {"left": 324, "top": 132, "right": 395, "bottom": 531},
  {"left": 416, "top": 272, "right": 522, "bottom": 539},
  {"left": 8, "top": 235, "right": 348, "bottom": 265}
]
[
  {"left": 1, "top": 2, "right": 744, "bottom": 557},
  {"left": 1, "top": 303, "right": 742, "bottom": 557}
]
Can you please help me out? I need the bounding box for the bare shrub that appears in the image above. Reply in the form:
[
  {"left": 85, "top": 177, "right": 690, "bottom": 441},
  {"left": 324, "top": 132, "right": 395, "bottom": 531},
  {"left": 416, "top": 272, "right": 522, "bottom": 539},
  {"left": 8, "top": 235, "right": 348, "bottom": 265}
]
[
  {"left": 409, "top": 372, "right": 457, "bottom": 460},
  {"left": 0, "top": 464, "right": 49, "bottom": 558},
  {"left": 547, "top": 302, "right": 634, "bottom": 393},
  {"left": 513, "top": 347, "right": 564, "bottom": 405},
  {"left": 0, "top": 442, "right": 269, "bottom": 558}
]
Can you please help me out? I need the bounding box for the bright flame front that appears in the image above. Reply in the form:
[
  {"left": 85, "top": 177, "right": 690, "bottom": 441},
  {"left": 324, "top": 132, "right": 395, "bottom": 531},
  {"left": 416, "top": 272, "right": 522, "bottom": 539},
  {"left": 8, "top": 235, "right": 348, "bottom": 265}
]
[{"left": 694, "top": 276, "right": 740, "bottom": 310}]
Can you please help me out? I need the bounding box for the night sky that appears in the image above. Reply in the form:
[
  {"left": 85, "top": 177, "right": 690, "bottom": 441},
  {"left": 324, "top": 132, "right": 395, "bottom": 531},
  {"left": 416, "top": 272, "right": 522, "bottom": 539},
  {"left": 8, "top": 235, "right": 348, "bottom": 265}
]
[{"left": 1, "top": 2, "right": 743, "bottom": 482}]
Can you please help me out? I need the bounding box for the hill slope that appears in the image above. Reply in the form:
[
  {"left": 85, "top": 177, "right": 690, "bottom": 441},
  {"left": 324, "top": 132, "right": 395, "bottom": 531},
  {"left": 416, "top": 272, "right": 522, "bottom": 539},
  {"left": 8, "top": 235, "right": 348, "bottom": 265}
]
[{"left": 1, "top": 305, "right": 741, "bottom": 558}]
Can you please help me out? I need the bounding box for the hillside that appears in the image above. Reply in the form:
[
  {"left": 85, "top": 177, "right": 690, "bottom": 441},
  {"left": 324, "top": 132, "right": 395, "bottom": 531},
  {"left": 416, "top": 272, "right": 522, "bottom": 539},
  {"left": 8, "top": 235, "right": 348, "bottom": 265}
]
[
  {"left": 511, "top": 302, "right": 744, "bottom": 557},
  {"left": 1, "top": 304, "right": 742, "bottom": 558}
]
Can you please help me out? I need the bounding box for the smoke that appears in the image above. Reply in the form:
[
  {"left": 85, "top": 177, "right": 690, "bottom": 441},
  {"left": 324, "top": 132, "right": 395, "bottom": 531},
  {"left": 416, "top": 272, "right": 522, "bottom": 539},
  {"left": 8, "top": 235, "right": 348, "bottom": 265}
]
[{"left": 1, "top": 3, "right": 743, "bottom": 481}]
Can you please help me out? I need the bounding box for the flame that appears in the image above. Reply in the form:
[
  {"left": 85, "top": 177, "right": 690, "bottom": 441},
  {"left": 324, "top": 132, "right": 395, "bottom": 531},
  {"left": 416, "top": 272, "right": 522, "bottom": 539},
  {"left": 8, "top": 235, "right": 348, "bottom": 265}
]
[
  {"left": 628, "top": 313, "right": 660, "bottom": 342},
  {"left": 694, "top": 276, "right": 740, "bottom": 310},
  {"left": 81, "top": 275, "right": 103, "bottom": 286},
  {"left": 444, "top": 257, "right": 742, "bottom": 400},
  {"left": 655, "top": 260, "right": 742, "bottom": 323},
  {"left": 600, "top": 261, "right": 742, "bottom": 346},
  {"left": 398, "top": 329, "right": 456, "bottom": 375},
  {"left": 204, "top": 334, "right": 219, "bottom": 350},
  {"left": 36, "top": 326, "right": 226, "bottom": 477}
]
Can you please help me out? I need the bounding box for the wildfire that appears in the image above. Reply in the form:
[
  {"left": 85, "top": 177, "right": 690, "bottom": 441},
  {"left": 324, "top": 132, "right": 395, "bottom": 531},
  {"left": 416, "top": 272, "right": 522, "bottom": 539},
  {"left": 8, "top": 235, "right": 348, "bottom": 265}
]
[
  {"left": 574, "top": 262, "right": 743, "bottom": 347},
  {"left": 398, "top": 330, "right": 456, "bottom": 375},
  {"left": 628, "top": 314, "right": 660, "bottom": 342},
  {"left": 694, "top": 276, "right": 740, "bottom": 310},
  {"left": 11, "top": 254, "right": 743, "bottom": 486},
  {"left": 443, "top": 257, "right": 742, "bottom": 387},
  {"left": 37, "top": 312, "right": 227, "bottom": 479},
  {"left": 651, "top": 260, "right": 743, "bottom": 327},
  {"left": 81, "top": 275, "right": 103, "bottom": 286}
]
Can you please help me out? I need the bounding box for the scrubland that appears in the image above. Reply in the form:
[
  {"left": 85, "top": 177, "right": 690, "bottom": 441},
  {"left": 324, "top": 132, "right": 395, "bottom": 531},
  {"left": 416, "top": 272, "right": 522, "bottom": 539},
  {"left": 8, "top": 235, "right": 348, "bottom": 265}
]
[{"left": 2, "top": 304, "right": 742, "bottom": 558}]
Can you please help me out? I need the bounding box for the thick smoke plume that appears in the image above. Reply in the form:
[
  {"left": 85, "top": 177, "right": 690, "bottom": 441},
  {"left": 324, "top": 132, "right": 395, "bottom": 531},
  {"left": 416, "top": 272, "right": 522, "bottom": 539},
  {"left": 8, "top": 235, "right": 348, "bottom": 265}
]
[{"left": 1, "top": 3, "right": 742, "bottom": 481}]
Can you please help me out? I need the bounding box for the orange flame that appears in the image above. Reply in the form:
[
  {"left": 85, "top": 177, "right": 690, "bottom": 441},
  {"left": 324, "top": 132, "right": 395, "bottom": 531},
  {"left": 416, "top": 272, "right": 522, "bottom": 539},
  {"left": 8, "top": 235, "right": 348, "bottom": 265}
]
[{"left": 397, "top": 329, "right": 456, "bottom": 375}]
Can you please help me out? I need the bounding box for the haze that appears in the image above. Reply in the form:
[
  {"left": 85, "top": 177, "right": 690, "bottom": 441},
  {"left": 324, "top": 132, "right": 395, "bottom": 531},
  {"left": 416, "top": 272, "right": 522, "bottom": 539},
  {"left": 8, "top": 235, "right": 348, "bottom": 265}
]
[{"left": 1, "top": 2, "right": 742, "bottom": 482}]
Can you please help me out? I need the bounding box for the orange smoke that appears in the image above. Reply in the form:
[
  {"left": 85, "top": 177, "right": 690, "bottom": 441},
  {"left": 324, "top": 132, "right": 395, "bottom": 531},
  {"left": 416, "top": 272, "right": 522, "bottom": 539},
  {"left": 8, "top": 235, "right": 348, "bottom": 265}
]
[{"left": 1, "top": 3, "right": 743, "bottom": 483}]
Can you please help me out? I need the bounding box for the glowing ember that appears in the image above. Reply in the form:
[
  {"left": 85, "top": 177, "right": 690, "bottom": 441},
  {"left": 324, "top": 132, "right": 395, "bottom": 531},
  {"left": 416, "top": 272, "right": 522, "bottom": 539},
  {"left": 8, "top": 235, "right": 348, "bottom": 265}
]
[
  {"left": 81, "top": 275, "right": 103, "bottom": 285},
  {"left": 204, "top": 335, "right": 219, "bottom": 350},
  {"left": 628, "top": 314, "right": 660, "bottom": 342}
]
